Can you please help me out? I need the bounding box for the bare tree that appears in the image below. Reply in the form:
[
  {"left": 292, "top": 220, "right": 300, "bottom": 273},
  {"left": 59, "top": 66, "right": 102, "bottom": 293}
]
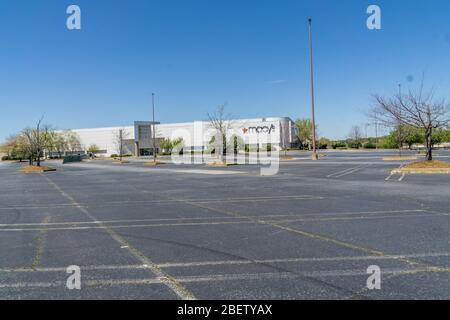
[
  {"left": 22, "top": 119, "right": 52, "bottom": 166},
  {"left": 113, "top": 129, "right": 130, "bottom": 161},
  {"left": 348, "top": 126, "right": 363, "bottom": 149},
  {"left": 62, "top": 130, "right": 82, "bottom": 153},
  {"left": 51, "top": 132, "right": 68, "bottom": 158},
  {"left": 371, "top": 82, "right": 449, "bottom": 160},
  {"left": 207, "top": 104, "right": 233, "bottom": 162}
]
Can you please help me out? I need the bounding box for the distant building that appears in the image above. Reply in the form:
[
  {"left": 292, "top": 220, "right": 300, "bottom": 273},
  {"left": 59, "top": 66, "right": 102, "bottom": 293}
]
[{"left": 59, "top": 117, "right": 298, "bottom": 157}]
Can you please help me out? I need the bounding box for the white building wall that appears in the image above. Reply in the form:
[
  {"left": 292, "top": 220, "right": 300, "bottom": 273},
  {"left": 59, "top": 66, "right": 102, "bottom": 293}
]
[
  {"left": 64, "top": 117, "right": 296, "bottom": 156},
  {"left": 63, "top": 126, "right": 135, "bottom": 156}
]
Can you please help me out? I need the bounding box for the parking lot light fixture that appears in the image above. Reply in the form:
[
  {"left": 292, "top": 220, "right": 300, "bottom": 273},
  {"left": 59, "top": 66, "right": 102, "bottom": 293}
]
[
  {"left": 152, "top": 93, "right": 157, "bottom": 163},
  {"left": 308, "top": 18, "right": 318, "bottom": 161}
]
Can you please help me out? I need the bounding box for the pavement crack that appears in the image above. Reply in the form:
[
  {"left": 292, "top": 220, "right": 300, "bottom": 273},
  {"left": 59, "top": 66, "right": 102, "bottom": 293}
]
[
  {"left": 41, "top": 173, "right": 196, "bottom": 301},
  {"left": 31, "top": 215, "right": 51, "bottom": 271}
]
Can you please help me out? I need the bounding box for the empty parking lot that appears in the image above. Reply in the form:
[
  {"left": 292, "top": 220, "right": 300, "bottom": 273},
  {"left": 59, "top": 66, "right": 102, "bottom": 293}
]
[{"left": 0, "top": 150, "right": 449, "bottom": 299}]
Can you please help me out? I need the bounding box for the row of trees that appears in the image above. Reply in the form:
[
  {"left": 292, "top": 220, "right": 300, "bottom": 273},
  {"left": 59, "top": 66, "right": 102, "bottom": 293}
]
[
  {"left": 370, "top": 82, "right": 449, "bottom": 160},
  {"left": 294, "top": 121, "right": 450, "bottom": 152},
  {"left": 0, "top": 120, "right": 83, "bottom": 166},
  {"left": 329, "top": 125, "right": 450, "bottom": 151},
  {"left": 300, "top": 82, "right": 449, "bottom": 157},
  {"left": 294, "top": 118, "right": 331, "bottom": 150}
]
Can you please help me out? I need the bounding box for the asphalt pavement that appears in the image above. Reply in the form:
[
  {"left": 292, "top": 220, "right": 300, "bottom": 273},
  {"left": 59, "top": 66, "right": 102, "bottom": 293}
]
[{"left": 0, "top": 150, "right": 449, "bottom": 299}]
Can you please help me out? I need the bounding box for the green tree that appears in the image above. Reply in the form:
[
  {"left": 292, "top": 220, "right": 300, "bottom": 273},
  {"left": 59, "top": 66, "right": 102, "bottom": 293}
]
[
  {"left": 88, "top": 144, "right": 100, "bottom": 157},
  {"left": 295, "top": 118, "right": 317, "bottom": 150},
  {"left": 403, "top": 126, "right": 424, "bottom": 149},
  {"left": 160, "top": 137, "right": 184, "bottom": 154},
  {"left": 379, "top": 132, "right": 399, "bottom": 149},
  {"left": 318, "top": 137, "right": 331, "bottom": 149},
  {"left": 228, "top": 135, "right": 245, "bottom": 154}
]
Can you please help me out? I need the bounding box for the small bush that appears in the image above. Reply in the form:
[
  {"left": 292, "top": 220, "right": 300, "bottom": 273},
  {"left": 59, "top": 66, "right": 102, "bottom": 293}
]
[
  {"left": 110, "top": 154, "right": 119, "bottom": 158},
  {"left": 347, "top": 141, "right": 362, "bottom": 149},
  {"left": 364, "top": 142, "right": 377, "bottom": 149},
  {"left": 332, "top": 142, "right": 346, "bottom": 149},
  {"left": 1, "top": 156, "right": 9, "bottom": 161}
]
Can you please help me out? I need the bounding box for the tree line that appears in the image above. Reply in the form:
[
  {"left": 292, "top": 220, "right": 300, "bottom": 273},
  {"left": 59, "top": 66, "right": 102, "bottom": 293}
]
[
  {"left": 0, "top": 120, "right": 83, "bottom": 166},
  {"left": 295, "top": 82, "right": 449, "bottom": 159}
]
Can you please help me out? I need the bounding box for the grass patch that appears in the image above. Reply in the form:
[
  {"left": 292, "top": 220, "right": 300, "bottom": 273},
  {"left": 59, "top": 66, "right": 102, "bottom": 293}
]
[
  {"left": 393, "top": 160, "right": 450, "bottom": 174},
  {"left": 206, "top": 161, "right": 237, "bottom": 167},
  {"left": 19, "top": 166, "right": 56, "bottom": 173},
  {"left": 404, "top": 160, "right": 450, "bottom": 169},
  {"left": 383, "top": 156, "right": 418, "bottom": 161},
  {"left": 112, "top": 161, "right": 130, "bottom": 165},
  {"left": 145, "top": 161, "right": 166, "bottom": 166},
  {"left": 280, "top": 156, "right": 296, "bottom": 161}
]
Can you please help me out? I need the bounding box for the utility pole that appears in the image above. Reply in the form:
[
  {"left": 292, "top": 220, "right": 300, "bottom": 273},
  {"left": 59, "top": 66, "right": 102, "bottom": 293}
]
[
  {"left": 152, "top": 93, "right": 157, "bottom": 163},
  {"left": 398, "top": 84, "right": 402, "bottom": 157},
  {"left": 308, "top": 18, "right": 318, "bottom": 160},
  {"left": 375, "top": 120, "right": 378, "bottom": 149}
]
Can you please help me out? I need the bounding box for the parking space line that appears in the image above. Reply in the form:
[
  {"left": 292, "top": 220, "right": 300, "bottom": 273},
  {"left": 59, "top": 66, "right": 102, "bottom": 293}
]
[
  {"left": 184, "top": 201, "right": 445, "bottom": 272},
  {"left": 1, "top": 267, "right": 449, "bottom": 290},
  {"left": 41, "top": 174, "right": 196, "bottom": 300},
  {"left": 399, "top": 173, "right": 406, "bottom": 181},
  {"left": 326, "top": 166, "right": 360, "bottom": 178},
  {"left": 2, "top": 251, "right": 450, "bottom": 273},
  {"left": 326, "top": 164, "right": 370, "bottom": 178},
  {"left": 334, "top": 166, "right": 367, "bottom": 178},
  {"left": 0, "top": 209, "right": 428, "bottom": 228},
  {"left": 0, "top": 195, "right": 324, "bottom": 211},
  {"left": 0, "top": 212, "right": 443, "bottom": 232}
]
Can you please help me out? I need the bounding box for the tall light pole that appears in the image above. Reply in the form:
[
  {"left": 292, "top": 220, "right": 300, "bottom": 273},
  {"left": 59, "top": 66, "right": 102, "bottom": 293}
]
[
  {"left": 308, "top": 18, "right": 318, "bottom": 160},
  {"left": 375, "top": 119, "right": 379, "bottom": 149},
  {"left": 152, "top": 93, "right": 157, "bottom": 163},
  {"left": 398, "top": 84, "right": 402, "bottom": 157}
]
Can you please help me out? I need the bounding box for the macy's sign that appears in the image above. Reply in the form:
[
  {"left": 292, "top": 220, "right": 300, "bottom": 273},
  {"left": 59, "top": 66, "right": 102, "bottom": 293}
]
[{"left": 242, "top": 124, "right": 276, "bottom": 135}]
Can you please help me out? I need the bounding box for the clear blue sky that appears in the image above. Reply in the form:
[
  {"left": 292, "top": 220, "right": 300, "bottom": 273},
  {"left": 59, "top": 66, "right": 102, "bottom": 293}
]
[{"left": 1, "top": 0, "right": 449, "bottom": 141}]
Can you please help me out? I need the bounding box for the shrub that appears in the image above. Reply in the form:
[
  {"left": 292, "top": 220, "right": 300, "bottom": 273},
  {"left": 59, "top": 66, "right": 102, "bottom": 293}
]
[
  {"left": 347, "top": 141, "right": 362, "bottom": 149},
  {"left": 110, "top": 154, "right": 119, "bottom": 158},
  {"left": 1, "top": 156, "right": 9, "bottom": 161},
  {"left": 332, "top": 141, "right": 346, "bottom": 149},
  {"left": 364, "top": 142, "right": 377, "bottom": 149}
]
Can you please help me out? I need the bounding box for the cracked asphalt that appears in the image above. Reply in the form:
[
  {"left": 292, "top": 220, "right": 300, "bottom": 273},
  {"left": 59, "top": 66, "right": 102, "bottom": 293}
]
[{"left": 0, "top": 150, "right": 449, "bottom": 299}]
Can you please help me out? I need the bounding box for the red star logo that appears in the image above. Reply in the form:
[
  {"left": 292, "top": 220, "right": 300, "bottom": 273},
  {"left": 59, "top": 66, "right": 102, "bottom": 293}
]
[{"left": 243, "top": 128, "right": 249, "bottom": 134}]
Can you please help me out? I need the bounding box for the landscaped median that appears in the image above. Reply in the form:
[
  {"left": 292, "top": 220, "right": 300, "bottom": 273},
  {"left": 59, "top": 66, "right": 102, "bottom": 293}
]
[
  {"left": 19, "top": 165, "right": 56, "bottom": 173},
  {"left": 112, "top": 160, "right": 130, "bottom": 165},
  {"left": 206, "top": 161, "right": 238, "bottom": 167},
  {"left": 280, "top": 156, "right": 296, "bottom": 161},
  {"left": 145, "top": 161, "right": 166, "bottom": 166},
  {"left": 383, "top": 156, "right": 418, "bottom": 161},
  {"left": 392, "top": 160, "right": 450, "bottom": 174}
]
